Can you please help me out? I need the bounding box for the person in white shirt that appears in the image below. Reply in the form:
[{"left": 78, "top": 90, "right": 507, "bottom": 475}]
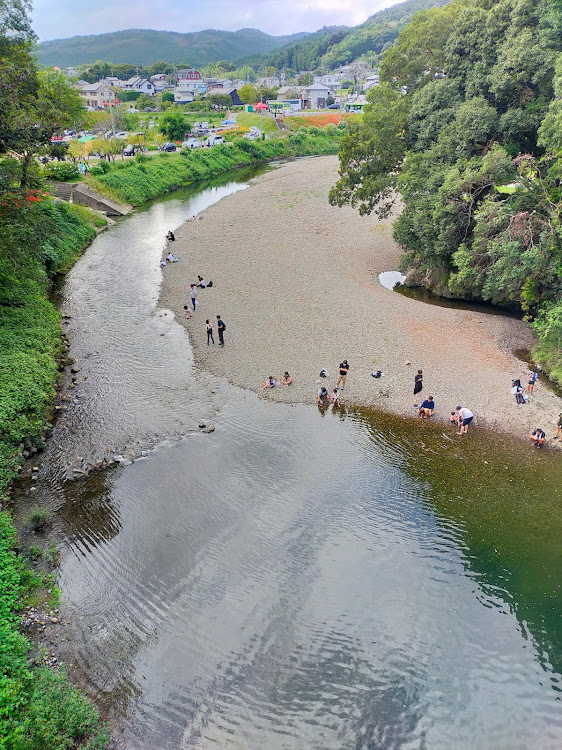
[
  {"left": 456, "top": 406, "right": 474, "bottom": 435},
  {"left": 190, "top": 284, "right": 197, "bottom": 310}
]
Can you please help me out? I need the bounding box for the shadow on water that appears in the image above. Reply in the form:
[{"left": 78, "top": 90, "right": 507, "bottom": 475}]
[
  {"left": 394, "top": 282, "right": 522, "bottom": 318},
  {"left": 351, "top": 406, "right": 562, "bottom": 679}
]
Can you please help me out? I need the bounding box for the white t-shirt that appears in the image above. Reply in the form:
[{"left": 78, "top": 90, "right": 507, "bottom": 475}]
[
  {"left": 190, "top": 288, "right": 197, "bottom": 299},
  {"left": 458, "top": 407, "right": 473, "bottom": 420}
]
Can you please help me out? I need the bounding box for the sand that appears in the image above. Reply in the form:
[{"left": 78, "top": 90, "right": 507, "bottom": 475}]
[{"left": 160, "top": 156, "right": 562, "bottom": 442}]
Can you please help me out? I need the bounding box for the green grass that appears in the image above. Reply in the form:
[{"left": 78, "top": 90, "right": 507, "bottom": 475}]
[
  {"left": 88, "top": 128, "right": 345, "bottom": 205},
  {"left": 0, "top": 200, "right": 96, "bottom": 500},
  {"left": 235, "top": 112, "right": 277, "bottom": 133},
  {"left": 0, "top": 512, "right": 109, "bottom": 749}
]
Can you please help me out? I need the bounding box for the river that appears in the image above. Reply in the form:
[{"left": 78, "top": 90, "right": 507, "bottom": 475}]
[{"left": 20, "top": 165, "right": 562, "bottom": 749}]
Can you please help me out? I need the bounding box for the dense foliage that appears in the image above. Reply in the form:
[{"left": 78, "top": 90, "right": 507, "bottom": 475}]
[
  {"left": 0, "top": 511, "right": 110, "bottom": 749},
  {"left": 330, "top": 0, "right": 562, "bottom": 381},
  {"left": 36, "top": 27, "right": 309, "bottom": 68},
  {"left": 89, "top": 128, "right": 345, "bottom": 205}
]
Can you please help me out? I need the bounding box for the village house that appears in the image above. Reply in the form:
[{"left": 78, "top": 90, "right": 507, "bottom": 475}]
[
  {"left": 300, "top": 82, "right": 330, "bottom": 109},
  {"left": 173, "top": 85, "right": 195, "bottom": 104},
  {"left": 206, "top": 86, "right": 243, "bottom": 106},
  {"left": 75, "top": 81, "right": 117, "bottom": 109},
  {"left": 256, "top": 76, "right": 280, "bottom": 89},
  {"left": 314, "top": 74, "right": 342, "bottom": 88},
  {"left": 276, "top": 85, "right": 301, "bottom": 99},
  {"left": 120, "top": 76, "right": 155, "bottom": 95},
  {"left": 364, "top": 72, "right": 380, "bottom": 90},
  {"left": 176, "top": 69, "right": 206, "bottom": 94}
]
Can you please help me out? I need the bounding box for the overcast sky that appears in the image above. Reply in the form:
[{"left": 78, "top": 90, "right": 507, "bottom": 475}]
[{"left": 32, "top": 0, "right": 396, "bottom": 42}]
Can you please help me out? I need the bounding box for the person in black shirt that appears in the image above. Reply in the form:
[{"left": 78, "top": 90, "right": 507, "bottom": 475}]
[
  {"left": 413, "top": 370, "right": 423, "bottom": 405},
  {"left": 336, "top": 360, "right": 349, "bottom": 390},
  {"left": 216, "top": 315, "right": 226, "bottom": 346}
]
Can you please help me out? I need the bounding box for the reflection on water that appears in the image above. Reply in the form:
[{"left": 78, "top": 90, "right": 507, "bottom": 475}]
[
  {"left": 378, "top": 270, "right": 406, "bottom": 290},
  {"left": 53, "top": 397, "right": 562, "bottom": 750},
  {"left": 32, "top": 166, "right": 562, "bottom": 750}
]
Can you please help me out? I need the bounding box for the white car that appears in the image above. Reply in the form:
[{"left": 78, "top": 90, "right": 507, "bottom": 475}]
[
  {"left": 115, "top": 131, "right": 128, "bottom": 139},
  {"left": 207, "top": 135, "right": 225, "bottom": 146},
  {"left": 182, "top": 138, "right": 201, "bottom": 149}
]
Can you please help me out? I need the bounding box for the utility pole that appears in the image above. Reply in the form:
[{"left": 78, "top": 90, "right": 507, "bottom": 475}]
[{"left": 260, "top": 93, "right": 263, "bottom": 135}]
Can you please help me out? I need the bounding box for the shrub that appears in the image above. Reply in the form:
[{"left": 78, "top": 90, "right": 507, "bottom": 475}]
[
  {"left": 43, "top": 162, "right": 80, "bottom": 182},
  {"left": 0, "top": 512, "right": 109, "bottom": 748},
  {"left": 26, "top": 507, "right": 50, "bottom": 532},
  {"left": 26, "top": 545, "right": 42, "bottom": 561}
]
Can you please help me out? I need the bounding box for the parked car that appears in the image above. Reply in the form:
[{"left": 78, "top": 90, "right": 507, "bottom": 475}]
[
  {"left": 182, "top": 138, "right": 201, "bottom": 149},
  {"left": 160, "top": 142, "right": 177, "bottom": 152},
  {"left": 115, "top": 131, "right": 128, "bottom": 139},
  {"left": 144, "top": 107, "right": 156, "bottom": 112},
  {"left": 123, "top": 144, "right": 135, "bottom": 156},
  {"left": 207, "top": 135, "right": 225, "bottom": 146}
]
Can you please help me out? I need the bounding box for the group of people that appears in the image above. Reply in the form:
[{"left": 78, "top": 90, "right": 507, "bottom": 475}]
[
  {"left": 315, "top": 360, "right": 349, "bottom": 407},
  {"left": 414, "top": 369, "right": 474, "bottom": 435},
  {"left": 203, "top": 316, "right": 226, "bottom": 346},
  {"left": 262, "top": 372, "right": 292, "bottom": 390}
]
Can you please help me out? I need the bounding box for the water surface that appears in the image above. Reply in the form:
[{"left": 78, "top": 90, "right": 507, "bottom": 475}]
[{"left": 26, "top": 165, "right": 562, "bottom": 749}]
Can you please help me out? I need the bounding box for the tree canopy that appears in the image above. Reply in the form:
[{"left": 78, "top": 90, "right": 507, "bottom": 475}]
[{"left": 330, "top": 0, "right": 562, "bottom": 382}]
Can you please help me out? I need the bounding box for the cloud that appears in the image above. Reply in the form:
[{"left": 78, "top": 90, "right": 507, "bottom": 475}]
[{"left": 32, "top": 0, "right": 395, "bottom": 41}]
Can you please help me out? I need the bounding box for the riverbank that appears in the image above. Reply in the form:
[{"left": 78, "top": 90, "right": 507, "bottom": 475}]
[
  {"left": 86, "top": 129, "right": 344, "bottom": 206},
  {"left": 162, "top": 155, "right": 562, "bottom": 442}
]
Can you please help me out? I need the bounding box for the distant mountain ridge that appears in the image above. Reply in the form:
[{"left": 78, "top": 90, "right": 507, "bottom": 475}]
[{"left": 36, "top": 27, "right": 310, "bottom": 68}]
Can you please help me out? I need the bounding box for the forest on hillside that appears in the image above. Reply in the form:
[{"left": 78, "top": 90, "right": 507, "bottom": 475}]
[
  {"left": 330, "top": 0, "right": 562, "bottom": 382},
  {"left": 244, "top": 0, "right": 449, "bottom": 72}
]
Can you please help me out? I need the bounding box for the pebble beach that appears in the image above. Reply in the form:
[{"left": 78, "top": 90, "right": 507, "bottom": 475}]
[{"left": 160, "top": 155, "right": 562, "bottom": 441}]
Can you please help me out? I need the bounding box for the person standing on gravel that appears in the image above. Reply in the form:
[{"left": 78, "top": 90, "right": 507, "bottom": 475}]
[
  {"left": 217, "top": 315, "right": 226, "bottom": 346},
  {"left": 206, "top": 319, "right": 214, "bottom": 345},
  {"left": 413, "top": 370, "right": 423, "bottom": 405},
  {"left": 190, "top": 284, "right": 197, "bottom": 311},
  {"left": 337, "top": 360, "right": 349, "bottom": 390}
]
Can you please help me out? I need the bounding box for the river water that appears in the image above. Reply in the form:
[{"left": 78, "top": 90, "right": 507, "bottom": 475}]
[{"left": 24, "top": 165, "right": 562, "bottom": 749}]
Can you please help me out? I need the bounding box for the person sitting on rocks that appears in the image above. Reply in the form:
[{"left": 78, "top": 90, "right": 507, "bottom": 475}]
[
  {"left": 282, "top": 372, "right": 292, "bottom": 387},
  {"left": 166, "top": 252, "right": 178, "bottom": 263},
  {"left": 262, "top": 376, "right": 276, "bottom": 390},
  {"left": 418, "top": 396, "right": 435, "bottom": 419},
  {"left": 166, "top": 231, "right": 175, "bottom": 241},
  {"left": 530, "top": 428, "right": 546, "bottom": 447}
]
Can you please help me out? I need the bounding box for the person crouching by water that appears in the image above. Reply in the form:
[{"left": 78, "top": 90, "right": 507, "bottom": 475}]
[
  {"left": 262, "top": 376, "right": 276, "bottom": 391},
  {"left": 317, "top": 386, "right": 330, "bottom": 407},
  {"left": 418, "top": 396, "right": 434, "bottom": 419},
  {"left": 530, "top": 428, "right": 545, "bottom": 447},
  {"left": 281, "top": 372, "right": 292, "bottom": 387},
  {"left": 331, "top": 388, "right": 340, "bottom": 407},
  {"left": 166, "top": 230, "right": 175, "bottom": 242},
  {"left": 456, "top": 405, "right": 474, "bottom": 435}
]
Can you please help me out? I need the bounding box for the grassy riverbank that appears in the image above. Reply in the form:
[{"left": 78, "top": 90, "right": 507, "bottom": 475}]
[
  {"left": 0, "top": 197, "right": 110, "bottom": 748},
  {"left": 88, "top": 128, "right": 345, "bottom": 206}
]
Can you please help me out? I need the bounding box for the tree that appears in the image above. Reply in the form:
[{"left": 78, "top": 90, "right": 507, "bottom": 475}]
[
  {"left": 3, "top": 68, "right": 85, "bottom": 186},
  {"left": 161, "top": 90, "right": 174, "bottom": 103},
  {"left": 238, "top": 84, "right": 258, "bottom": 104},
  {"left": 329, "top": 83, "right": 406, "bottom": 217},
  {"left": 159, "top": 108, "right": 191, "bottom": 140},
  {"left": 209, "top": 94, "right": 232, "bottom": 110}
]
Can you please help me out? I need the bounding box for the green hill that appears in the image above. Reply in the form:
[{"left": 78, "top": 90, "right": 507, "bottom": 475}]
[
  {"left": 243, "top": 0, "right": 450, "bottom": 71},
  {"left": 36, "top": 27, "right": 309, "bottom": 68}
]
